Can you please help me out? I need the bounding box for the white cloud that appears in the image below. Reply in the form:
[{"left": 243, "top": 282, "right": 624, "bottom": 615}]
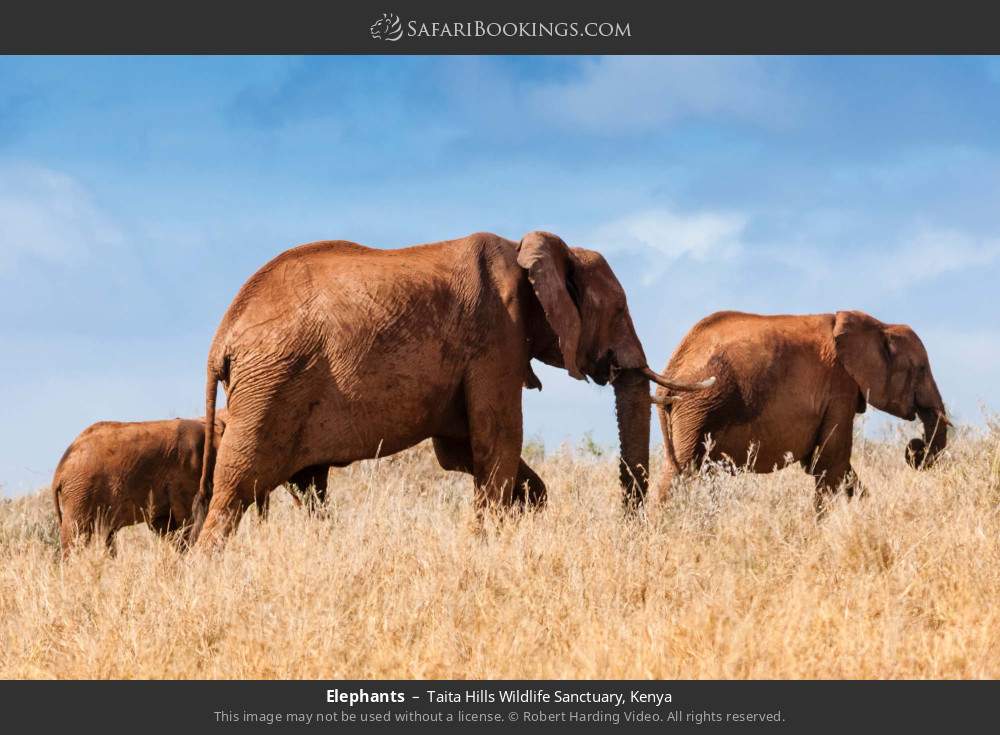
[
  {"left": 592, "top": 202, "right": 1000, "bottom": 299},
  {"left": 759, "top": 222, "right": 1000, "bottom": 295},
  {"left": 0, "top": 165, "right": 123, "bottom": 272},
  {"left": 590, "top": 206, "right": 748, "bottom": 284},
  {"left": 873, "top": 228, "right": 1000, "bottom": 290},
  {"left": 527, "top": 56, "right": 795, "bottom": 134}
]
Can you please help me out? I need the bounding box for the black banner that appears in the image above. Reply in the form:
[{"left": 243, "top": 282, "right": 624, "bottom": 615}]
[
  {"left": 2, "top": 0, "right": 1000, "bottom": 53},
  {"left": 1, "top": 680, "right": 997, "bottom": 733}
]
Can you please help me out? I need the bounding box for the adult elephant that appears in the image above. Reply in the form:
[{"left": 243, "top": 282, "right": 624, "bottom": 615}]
[
  {"left": 191, "top": 231, "right": 712, "bottom": 547},
  {"left": 654, "top": 310, "right": 949, "bottom": 510}
]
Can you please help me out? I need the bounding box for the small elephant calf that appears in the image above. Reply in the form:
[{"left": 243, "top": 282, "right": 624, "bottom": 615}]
[{"left": 52, "top": 415, "right": 328, "bottom": 557}]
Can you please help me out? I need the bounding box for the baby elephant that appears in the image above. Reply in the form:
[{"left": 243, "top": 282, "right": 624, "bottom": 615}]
[
  {"left": 52, "top": 415, "right": 328, "bottom": 557},
  {"left": 655, "top": 310, "right": 949, "bottom": 510}
]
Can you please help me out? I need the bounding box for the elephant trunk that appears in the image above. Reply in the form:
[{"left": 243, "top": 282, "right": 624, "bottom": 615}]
[
  {"left": 907, "top": 406, "right": 948, "bottom": 469},
  {"left": 907, "top": 369, "right": 948, "bottom": 469},
  {"left": 615, "top": 368, "right": 651, "bottom": 510}
]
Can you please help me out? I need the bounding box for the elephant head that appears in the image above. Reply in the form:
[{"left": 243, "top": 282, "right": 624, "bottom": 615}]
[
  {"left": 833, "top": 310, "right": 949, "bottom": 469},
  {"left": 517, "top": 231, "right": 712, "bottom": 507}
]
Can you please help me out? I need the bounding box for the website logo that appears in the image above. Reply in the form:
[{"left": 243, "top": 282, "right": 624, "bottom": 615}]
[
  {"left": 368, "top": 15, "right": 631, "bottom": 42},
  {"left": 370, "top": 12, "right": 404, "bottom": 42}
]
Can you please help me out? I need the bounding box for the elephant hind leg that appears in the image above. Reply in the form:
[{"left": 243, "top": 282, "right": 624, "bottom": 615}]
[
  {"left": 147, "top": 510, "right": 194, "bottom": 550},
  {"left": 104, "top": 527, "right": 120, "bottom": 557},
  {"left": 253, "top": 488, "right": 272, "bottom": 520},
  {"left": 287, "top": 464, "right": 330, "bottom": 506},
  {"left": 656, "top": 407, "right": 707, "bottom": 502},
  {"left": 61, "top": 515, "right": 120, "bottom": 558},
  {"left": 147, "top": 513, "right": 171, "bottom": 535},
  {"left": 197, "top": 478, "right": 254, "bottom": 548},
  {"left": 197, "top": 456, "right": 282, "bottom": 549},
  {"left": 312, "top": 468, "right": 329, "bottom": 504},
  {"left": 59, "top": 515, "right": 92, "bottom": 559},
  {"left": 57, "top": 490, "right": 99, "bottom": 559},
  {"left": 195, "top": 410, "right": 300, "bottom": 548}
]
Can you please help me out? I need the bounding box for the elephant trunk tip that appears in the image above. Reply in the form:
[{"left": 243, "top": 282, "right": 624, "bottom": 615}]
[
  {"left": 907, "top": 407, "right": 949, "bottom": 470},
  {"left": 906, "top": 437, "right": 934, "bottom": 469}
]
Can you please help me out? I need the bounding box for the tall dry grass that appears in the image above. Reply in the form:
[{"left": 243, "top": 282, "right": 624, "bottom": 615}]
[{"left": 1, "top": 423, "right": 999, "bottom": 679}]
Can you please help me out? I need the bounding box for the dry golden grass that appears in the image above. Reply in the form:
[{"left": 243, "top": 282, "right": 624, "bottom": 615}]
[{"left": 2, "top": 423, "right": 999, "bottom": 679}]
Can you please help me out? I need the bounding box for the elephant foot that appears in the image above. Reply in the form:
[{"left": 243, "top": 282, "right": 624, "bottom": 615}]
[{"left": 511, "top": 477, "right": 547, "bottom": 510}]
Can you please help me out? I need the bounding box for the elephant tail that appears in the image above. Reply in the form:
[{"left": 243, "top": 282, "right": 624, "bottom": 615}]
[
  {"left": 51, "top": 478, "right": 63, "bottom": 528},
  {"left": 656, "top": 400, "right": 681, "bottom": 473},
  {"left": 50, "top": 444, "right": 74, "bottom": 530},
  {"left": 191, "top": 356, "right": 225, "bottom": 542}
]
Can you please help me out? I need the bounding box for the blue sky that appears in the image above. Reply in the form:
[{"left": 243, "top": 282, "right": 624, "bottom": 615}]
[{"left": 2, "top": 56, "right": 999, "bottom": 495}]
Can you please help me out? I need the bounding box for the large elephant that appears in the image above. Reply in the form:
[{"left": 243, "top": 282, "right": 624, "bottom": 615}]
[
  {"left": 52, "top": 413, "right": 327, "bottom": 557},
  {"left": 191, "top": 231, "right": 711, "bottom": 547},
  {"left": 654, "top": 310, "right": 949, "bottom": 509}
]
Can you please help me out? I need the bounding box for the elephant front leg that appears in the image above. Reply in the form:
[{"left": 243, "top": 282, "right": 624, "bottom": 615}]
[
  {"left": 462, "top": 368, "right": 524, "bottom": 513},
  {"left": 511, "top": 460, "right": 546, "bottom": 508},
  {"left": 471, "top": 445, "right": 521, "bottom": 512},
  {"left": 433, "top": 436, "right": 546, "bottom": 509},
  {"left": 810, "top": 463, "right": 863, "bottom": 516},
  {"left": 806, "top": 409, "right": 863, "bottom": 516}
]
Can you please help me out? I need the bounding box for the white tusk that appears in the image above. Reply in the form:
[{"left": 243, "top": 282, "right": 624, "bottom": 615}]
[{"left": 641, "top": 367, "right": 716, "bottom": 392}]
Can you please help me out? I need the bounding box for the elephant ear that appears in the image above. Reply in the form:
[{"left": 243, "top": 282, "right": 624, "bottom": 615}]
[
  {"left": 833, "top": 310, "right": 891, "bottom": 409},
  {"left": 517, "top": 231, "right": 584, "bottom": 380}
]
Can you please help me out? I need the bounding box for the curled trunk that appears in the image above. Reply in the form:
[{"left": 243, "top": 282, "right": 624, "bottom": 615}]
[
  {"left": 907, "top": 407, "right": 948, "bottom": 469},
  {"left": 615, "top": 368, "right": 651, "bottom": 510}
]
